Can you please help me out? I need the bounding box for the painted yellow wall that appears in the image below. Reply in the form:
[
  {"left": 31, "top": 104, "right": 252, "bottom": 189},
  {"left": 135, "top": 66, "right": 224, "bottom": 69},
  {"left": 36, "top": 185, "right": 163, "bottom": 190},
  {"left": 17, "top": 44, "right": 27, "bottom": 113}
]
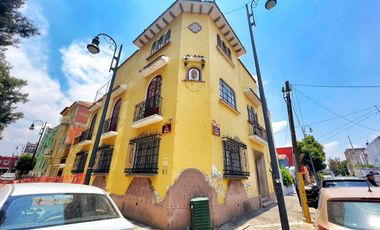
[{"left": 64, "top": 11, "right": 274, "bottom": 204}]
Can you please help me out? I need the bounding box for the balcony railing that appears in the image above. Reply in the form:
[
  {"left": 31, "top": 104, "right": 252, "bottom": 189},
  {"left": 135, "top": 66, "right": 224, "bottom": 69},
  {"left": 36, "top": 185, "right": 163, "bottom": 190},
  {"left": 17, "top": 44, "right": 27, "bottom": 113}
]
[
  {"left": 252, "top": 122, "right": 267, "bottom": 142},
  {"left": 133, "top": 97, "right": 162, "bottom": 122},
  {"left": 102, "top": 118, "right": 118, "bottom": 133},
  {"left": 74, "top": 129, "right": 92, "bottom": 144},
  {"left": 125, "top": 134, "right": 160, "bottom": 175},
  {"left": 92, "top": 145, "right": 113, "bottom": 174},
  {"left": 222, "top": 136, "right": 250, "bottom": 178}
]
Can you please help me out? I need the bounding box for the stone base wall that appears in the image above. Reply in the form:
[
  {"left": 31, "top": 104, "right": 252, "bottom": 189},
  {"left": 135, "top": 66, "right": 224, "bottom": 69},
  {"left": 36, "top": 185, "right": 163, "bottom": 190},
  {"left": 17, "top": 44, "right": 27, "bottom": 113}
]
[{"left": 106, "top": 169, "right": 264, "bottom": 229}]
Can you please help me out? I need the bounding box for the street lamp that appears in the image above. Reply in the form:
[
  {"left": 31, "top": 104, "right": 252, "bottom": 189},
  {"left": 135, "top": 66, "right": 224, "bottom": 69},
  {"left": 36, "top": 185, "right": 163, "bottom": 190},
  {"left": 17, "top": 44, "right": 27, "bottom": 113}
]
[
  {"left": 84, "top": 33, "right": 123, "bottom": 185},
  {"left": 29, "top": 120, "right": 47, "bottom": 161},
  {"left": 246, "top": 1, "right": 289, "bottom": 229}
]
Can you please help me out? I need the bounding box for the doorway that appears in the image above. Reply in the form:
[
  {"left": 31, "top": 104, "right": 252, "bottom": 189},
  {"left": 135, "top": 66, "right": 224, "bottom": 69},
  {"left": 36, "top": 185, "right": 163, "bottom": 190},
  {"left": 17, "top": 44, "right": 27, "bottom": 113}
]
[{"left": 254, "top": 151, "right": 269, "bottom": 198}]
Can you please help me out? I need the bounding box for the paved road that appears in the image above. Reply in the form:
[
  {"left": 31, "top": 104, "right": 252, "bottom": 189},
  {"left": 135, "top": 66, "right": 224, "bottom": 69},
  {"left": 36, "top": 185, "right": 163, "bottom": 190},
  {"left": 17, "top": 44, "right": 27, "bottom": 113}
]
[
  {"left": 218, "top": 194, "right": 315, "bottom": 230},
  {"left": 131, "top": 193, "right": 315, "bottom": 230}
]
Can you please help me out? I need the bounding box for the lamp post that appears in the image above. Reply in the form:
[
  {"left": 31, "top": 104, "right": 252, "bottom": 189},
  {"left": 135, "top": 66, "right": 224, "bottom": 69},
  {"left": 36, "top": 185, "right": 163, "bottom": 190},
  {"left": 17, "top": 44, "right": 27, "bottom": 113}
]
[
  {"left": 84, "top": 33, "right": 123, "bottom": 185},
  {"left": 301, "top": 125, "right": 319, "bottom": 185},
  {"left": 29, "top": 120, "right": 47, "bottom": 161},
  {"left": 246, "top": 1, "right": 290, "bottom": 229}
]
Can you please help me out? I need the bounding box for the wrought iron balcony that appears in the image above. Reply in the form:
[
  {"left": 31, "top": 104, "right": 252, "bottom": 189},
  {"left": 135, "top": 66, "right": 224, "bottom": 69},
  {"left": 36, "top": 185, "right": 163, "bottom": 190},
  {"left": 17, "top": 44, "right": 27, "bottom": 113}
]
[
  {"left": 102, "top": 118, "right": 118, "bottom": 133},
  {"left": 74, "top": 128, "right": 92, "bottom": 145},
  {"left": 125, "top": 134, "right": 160, "bottom": 175},
  {"left": 92, "top": 145, "right": 113, "bottom": 174},
  {"left": 252, "top": 122, "right": 267, "bottom": 142},
  {"left": 133, "top": 97, "right": 163, "bottom": 122}
]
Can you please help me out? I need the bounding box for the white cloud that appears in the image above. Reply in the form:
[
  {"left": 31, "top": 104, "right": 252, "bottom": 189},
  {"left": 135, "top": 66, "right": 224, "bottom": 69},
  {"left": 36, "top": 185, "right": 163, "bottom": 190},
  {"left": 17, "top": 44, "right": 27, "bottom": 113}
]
[
  {"left": 272, "top": 120, "right": 288, "bottom": 134},
  {"left": 323, "top": 141, "right": 343, "bottom": 159},
  {"left": 0, "top": 2, "right": 111, "bottom": 155},
  {"left": 60, "top": 41, "right": 112, "bottom": 101}
]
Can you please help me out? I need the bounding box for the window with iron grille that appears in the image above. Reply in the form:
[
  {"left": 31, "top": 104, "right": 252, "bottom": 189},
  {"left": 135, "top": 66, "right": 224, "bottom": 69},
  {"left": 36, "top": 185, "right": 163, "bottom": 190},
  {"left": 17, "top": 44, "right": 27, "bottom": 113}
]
[
  {"left": 125, "top": 134, "right": 160, "bottom": 174},
  {"left": 222, "top": 137, "right": 249, "bottom": 177},
  {"left": 247, "top": 105, "right": 258, "bottom": 124},
  {"left": 72, "top": 152, "right": 88, "bottom": 174},
  {"left": 220, "top": 79, "right": 236, "bottom": 109},
  {"left": 93, "top": 145, "right": 113, "bottom": 174}
]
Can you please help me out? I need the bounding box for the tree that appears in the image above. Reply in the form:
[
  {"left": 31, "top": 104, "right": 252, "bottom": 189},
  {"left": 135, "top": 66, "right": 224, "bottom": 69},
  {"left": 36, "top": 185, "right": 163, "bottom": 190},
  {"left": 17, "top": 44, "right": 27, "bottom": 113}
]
[
  {"left": 328, "top": 157, "right": 349, "bottom": 176},
  {"left": 0, "top": 0, "right": 39, "bottom": 49},
  {"left": 0, "top": 55, "right": 28, "bottom": 138},
  {"left": 0, "top": 0, "right": 39, "bottom": 137},
  {"left": 280, "top": 166, "right": 293, "bottom": 187},
  {"left": 297, "top": 135, "right": 326, "bottom": 172},
  {"left": 15, "top": 153, "right": 36, "bottom": 175}
]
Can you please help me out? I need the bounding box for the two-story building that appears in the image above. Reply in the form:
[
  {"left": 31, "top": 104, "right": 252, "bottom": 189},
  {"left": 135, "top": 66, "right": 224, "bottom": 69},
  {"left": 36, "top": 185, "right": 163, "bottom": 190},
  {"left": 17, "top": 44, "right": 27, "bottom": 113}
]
[
  {"left": 64, "top": 0, "right": 275, "bottom": 228},
  {"left": 45, "top": 101, "right": 91, "bottom": 176},
  {"left": 31, "top": 126, "right": 58, "bottom": 176}
]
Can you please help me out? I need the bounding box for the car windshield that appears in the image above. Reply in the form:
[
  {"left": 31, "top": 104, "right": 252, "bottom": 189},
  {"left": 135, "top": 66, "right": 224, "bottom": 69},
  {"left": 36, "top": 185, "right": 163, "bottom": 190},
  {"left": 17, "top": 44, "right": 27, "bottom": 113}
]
[
  {"left": 322, "top": 180, "right": 369, "bottom": 188},
  {"left": 328, "top": 200, "right": 380, "bottom": 230},
  {"left": 0, "top": 193, "right": 120, "bottom": 229}
]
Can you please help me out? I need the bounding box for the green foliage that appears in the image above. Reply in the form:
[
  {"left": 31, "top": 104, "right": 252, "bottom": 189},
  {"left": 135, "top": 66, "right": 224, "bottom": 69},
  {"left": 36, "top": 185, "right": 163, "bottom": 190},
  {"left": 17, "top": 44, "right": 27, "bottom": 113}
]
[
  {"left": 15, "top": 154, "right": 36, "bottom": 174},
  {"left": 328, "top": 157, "right": 349, "bottom": 176},
  {"left": 0, "top": 56, "right": 28, "bottom": 138},
  {"left": 355, "top": 164, "right": 375, "bottom": 169},
  {"left": 281, "top": 166, "right": 293, "bottom": 187},
  {"left": 0, "top": 0, "right": 39, "bottom": 49},
  {"left": 297, "top": 135, "right": 327, "bottom": 172}
]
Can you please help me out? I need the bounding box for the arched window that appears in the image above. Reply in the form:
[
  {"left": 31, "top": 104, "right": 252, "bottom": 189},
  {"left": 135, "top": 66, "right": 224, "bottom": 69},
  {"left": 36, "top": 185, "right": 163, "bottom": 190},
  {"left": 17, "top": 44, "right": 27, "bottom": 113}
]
[
  {"left": 165, "top": 29, "right": 171, "bottom": 43},
  {"left": 145, "top": 76, "right": 162, "bottom": 117},
  {"left": 88, "top": 113, "right": 97, "bottom": 137},
  {"left": 217, "top": 34, "right": 222, "bottom": 47},
  {"left": 157, "top": 36, "right": 164, "bottom": 49},
  {"left": 222, "top": 42, "right": 227, "bottom": 54},
  {"left": 151, "top": 41, "right": 157, "bottom": 54},
  {"left": 110, "top": 99, "right": 122, "bottom": 131},
  {"left": 187, "top": 67, "right": 201, "bottom": 81},
  {"left": 227, "top": 48, "right": 231, "bottom": 59}
]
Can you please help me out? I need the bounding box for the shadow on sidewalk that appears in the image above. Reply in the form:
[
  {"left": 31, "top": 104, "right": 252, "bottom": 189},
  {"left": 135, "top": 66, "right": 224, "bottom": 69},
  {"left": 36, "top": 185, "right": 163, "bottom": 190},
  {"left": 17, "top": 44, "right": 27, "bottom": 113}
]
[{"left": 217, "top": 202, "right": 277, "bottom": 230}]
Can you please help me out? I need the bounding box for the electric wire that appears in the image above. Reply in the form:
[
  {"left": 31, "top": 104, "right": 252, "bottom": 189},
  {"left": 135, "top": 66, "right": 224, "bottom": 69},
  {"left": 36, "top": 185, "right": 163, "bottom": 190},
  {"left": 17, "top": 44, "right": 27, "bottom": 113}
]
[
  {"left": 294, "top": 87, "right": 380, "bottom": 133},
  {"left": 318, "top": 111, "right": 378, "bottom": 142},
  {"left": 306, "top": 106, "right": 377, "bottom": 126},
  {"left": 293, "top": 84, "right": 380, "bottom": 88}
]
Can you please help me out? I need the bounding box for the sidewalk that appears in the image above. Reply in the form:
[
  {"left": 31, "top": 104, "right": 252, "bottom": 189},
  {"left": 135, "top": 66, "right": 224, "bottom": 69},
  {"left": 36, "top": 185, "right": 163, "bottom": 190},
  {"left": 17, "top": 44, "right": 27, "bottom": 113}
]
[
  {"left": 218, "top": 194, "right": 315, "bottom": 230},
  {"left": 131, "top": 194, "right": 315, "bottom": 230}
]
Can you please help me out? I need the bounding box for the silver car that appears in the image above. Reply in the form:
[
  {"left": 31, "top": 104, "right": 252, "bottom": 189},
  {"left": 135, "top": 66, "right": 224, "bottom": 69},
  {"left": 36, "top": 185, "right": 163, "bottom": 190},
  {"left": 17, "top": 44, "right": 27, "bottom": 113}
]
[{"left": 0, "top": 183, "right": 133, "bottom": 230}]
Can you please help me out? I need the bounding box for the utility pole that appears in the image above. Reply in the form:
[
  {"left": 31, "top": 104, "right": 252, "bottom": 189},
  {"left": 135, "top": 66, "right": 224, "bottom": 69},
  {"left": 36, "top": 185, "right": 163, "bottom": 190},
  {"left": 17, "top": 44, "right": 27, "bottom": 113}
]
[
  {"left": 282, "top": 81, "right": 311, "bottom": 223},
  {"left": 347, "top": 135, "right": 357, "bottom": 176}
]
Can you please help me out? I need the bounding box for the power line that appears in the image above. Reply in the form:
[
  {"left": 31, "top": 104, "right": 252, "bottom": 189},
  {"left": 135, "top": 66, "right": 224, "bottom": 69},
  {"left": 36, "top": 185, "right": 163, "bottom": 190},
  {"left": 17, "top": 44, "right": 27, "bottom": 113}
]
[
  {"left": 293, "top": 84, "right": 380, "bottom": 88},
  {"left": 306, "top": 106, "right": 377, "bottom": 126},
  {"left": 294, "top": 87, "right": 380, "bottom": 133},
  {"left": 319, "top": 111, "right": 378, "bottom": 142}
]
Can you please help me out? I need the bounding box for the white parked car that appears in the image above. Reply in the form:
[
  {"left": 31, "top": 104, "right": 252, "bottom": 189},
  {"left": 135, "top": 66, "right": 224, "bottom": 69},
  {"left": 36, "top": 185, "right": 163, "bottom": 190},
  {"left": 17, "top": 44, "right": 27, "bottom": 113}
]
[
  {"left": 0, "top": 173, "right": 16, "bottom": 183},
  {"left": 0, "top": 183, "right": 133, "bottom": 230},
  {"left": 315, "top": 187, "right": 380, "bottom": 230}
]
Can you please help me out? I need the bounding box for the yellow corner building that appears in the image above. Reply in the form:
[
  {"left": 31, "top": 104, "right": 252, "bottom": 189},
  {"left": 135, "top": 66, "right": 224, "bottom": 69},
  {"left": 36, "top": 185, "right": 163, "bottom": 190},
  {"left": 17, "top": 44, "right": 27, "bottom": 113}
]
[{"left": 63, "top": 0, "right": 276, "bottom": 228}]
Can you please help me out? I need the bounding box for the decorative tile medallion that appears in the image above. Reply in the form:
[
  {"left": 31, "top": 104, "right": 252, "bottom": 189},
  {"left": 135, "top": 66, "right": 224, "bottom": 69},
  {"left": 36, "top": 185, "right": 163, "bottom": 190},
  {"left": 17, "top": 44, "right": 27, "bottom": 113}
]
[{"left": 188, "top": 22, "right": 202, "bottom": 33}]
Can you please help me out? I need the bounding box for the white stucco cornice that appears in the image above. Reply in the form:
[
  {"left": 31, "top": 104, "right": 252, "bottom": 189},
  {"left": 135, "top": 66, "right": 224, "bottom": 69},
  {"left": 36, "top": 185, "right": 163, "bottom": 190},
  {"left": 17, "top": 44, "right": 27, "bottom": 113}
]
[{"left": 133, "top": 0, "right": 246, "bottom": 57}]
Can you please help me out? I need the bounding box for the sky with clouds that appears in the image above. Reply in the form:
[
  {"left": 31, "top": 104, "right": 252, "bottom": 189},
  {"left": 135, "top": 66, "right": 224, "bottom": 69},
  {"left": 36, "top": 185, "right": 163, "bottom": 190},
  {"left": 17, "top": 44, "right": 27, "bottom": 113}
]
[{"left": 1, "top": 0, "right": 380, "bottom": 160}]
